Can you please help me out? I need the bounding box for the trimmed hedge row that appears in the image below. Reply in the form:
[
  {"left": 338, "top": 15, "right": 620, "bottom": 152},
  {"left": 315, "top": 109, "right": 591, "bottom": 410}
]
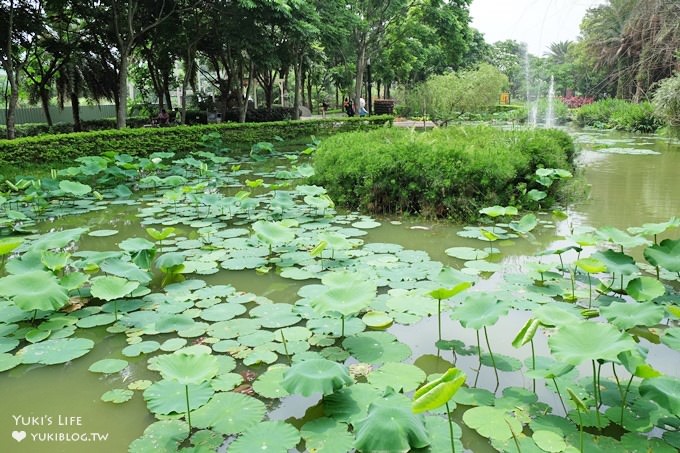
[
  {"left": 0, "top": 116, "right": 394, "bottom": 165},
  {"left": 310, "top": 125, "right": 575, "bottom": 220}
]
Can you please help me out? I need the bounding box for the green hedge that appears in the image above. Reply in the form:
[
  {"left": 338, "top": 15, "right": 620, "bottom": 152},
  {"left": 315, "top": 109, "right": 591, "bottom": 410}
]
[
  {"left": 310, "top": 126, "right": 574, "bottom": 220},
  {"left": 575, "top": 99, "right": 663, "bottom": 132},
  {"left": 0, "top": 116, "right": 393, "bottom": 165}
]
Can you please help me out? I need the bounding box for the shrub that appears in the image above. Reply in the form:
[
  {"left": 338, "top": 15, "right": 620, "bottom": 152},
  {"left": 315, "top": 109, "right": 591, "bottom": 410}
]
[
  {"left": 652, "top": 73, "right": 680, "bottom": 127},
  {"left": 396, "top": 64, "right": 509, "bottom": 123},
  {"left": 310, "top": 126, "right": 574, "bottom": 221},
  {"left": 0, "top": 116, "right": 393, "bottom": 166},
  {"left": 575, "top": 99, "right": 662, "bottom": 132}
]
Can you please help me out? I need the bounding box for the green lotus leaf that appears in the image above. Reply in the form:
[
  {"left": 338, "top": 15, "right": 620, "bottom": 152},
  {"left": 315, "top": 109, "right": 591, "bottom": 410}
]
[
  {"left": 324, "top": 382, "right": 383, "bottom": 423},
  {"left": 368, "top": 362, "right": 426, "bottom": 392},
  {"left": 0, "top": 237, "right": 22, "bottom": 256},
  {"left": 119, "top": 237, "right": 156, "bottom": 252},
  {"left": 143, "top": 379, "right": 214, "bottom": 415},
  {"left": 88, "top": 358, "right": 129, "bottom": 374},
  {"left": 252, "top": 220, "right": 295, "bottom": 245},
  {"left": 532, "top": 430, "right": 567, "bottom": 453},
  {"left": 191, "top": 392, "right": 266, "bottom": 435},
  {"left": 90, "top": 276, "right": 139, "bottom": 301},
  {"left": 342, "top": 331, "right": 411, "bottom": 364},
  {"left": 479, "top": 205, "right": 518, "bottom": 217},
  {"left": 644, "top": 238, "right": 680, "bottom": 272},
  {"left": 548, "top": 321, "right": 636, "bottom": 365},
  {"left": 252, "top": 364, "right": 290, "bottom": 398},
  {"left": 628, "top": 217, "right": 680, "bottom": 237},
  {"left": 310, "top": 273, "right": 376, "bottom": 317},
  {"left": 597, "top": 226, "right": 650, "bottom": 249},
  {"left": 59, "top": 180, "right": 92, "bottom": 196},
  {"left": 361, "top": 310, "right": 393, "bottom": 328},
  {"left": 444, "top": 246, "right": 490, "bottom": 261},
  {"left": 626, "top": 276, "right": 666, "bottom": 302},
  {"left": 122, "top": 340, "right": 161, "bottom": 357},
  {"left": 661, "top": 327, "right": 680, "bottom": 351},
  {"left": 249, "top": 303, "right": 300, "bottom": 328},
  {"left": 31, "top": 228, "right": 89, "bottom": 250},
  {"left": 451, "top": 292, "right": 509, "bottom": 329},
  {"left": 352, "top": 219, "right": 381, "bottom": 229},
  {"left": 528, "top": 189, "right": 547, "bottom": 201},
  {"left": 127, "top": 380, "right": 152, "bottom": 391},
  {"left": 639, "top": 375, "right": 680, "bottom": 414},
  {"left": 18, "top": 338, "right": 94, "bottom": 365},
  {"left": 317, "top": 231, "right": 352, "bottom": 250},
  {"left": 99, "top": 259, "right": 152, "bottom": 284},
  {"left": 160, "top": 338, "right": 188, "bottom": 352},
  {"left": 509, "top": 213, "right": 538, "bottom": 233},
  {"left": 428, "top": 281, "right": 473, "bottom": 300},
  {"left": 88, "top": 229, "right": 119, "bottom": 237},
  {"left": 228, "top": 421, "right": 300, "bottom": 453},
  {"left": 300, "top": 418, "right": 354, "bottom": 453},
  {"left": 101, "top": 388, "right": 134, "bottom": 403},
  {"left": 412, "top": 367, "right": 466, "bottom": 413},
  {"left": 462, "top": 406, "right": 522, "bottom": 442},
  {"left": 25, "top": 328, "right": 50, "bottom": 343},
  {"left": 242, "top": 347, "right": 278, "bottom": 366},
  {"left": 153, "top": 351, "right": 219, "bottom": 385},
  {"left": 146, "top": 227, "right": 176, "bottom": 241},
  {"left": 0, "top": 270, "right": 69, "bottom": 311},
  {"left": 512, "top": 318, "right": 541, "bottom": 348},
  {"left": 600, "top": 301, "right": 665, "bottom": 330},
  {"left": 281, "top": 358, "right": 352, "bottom": 396},
  {"left": 576, "top": 257, "right": 607, "bottom": 274},
  {"left": 128, "top": 420, "right": 189, "bottom": 453},
  {"left": 533, "top": 304, "right": 582, "bottom": 327},
  {"left": 452, "top": 387, "right": 496, "bottom": 406},
  {"left": 480, "top": 352, "right": 522, "bottom": 371},
  {"left": 0, "top": 353, "right": 21, "bottom": 372},
  {"left": 591, "top": 250, "right": 639, "bottom": 276},
  {"left": 354, "top": 389, "right": 430, "bottom": 452},
  {"left": 423, "top": 415, "right": 463, "bottom": 452}
]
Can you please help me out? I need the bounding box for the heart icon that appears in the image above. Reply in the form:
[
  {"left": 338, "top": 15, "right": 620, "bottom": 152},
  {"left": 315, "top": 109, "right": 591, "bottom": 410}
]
[{"left": 12, "top": 431, "right": 26, "bottom": 442}]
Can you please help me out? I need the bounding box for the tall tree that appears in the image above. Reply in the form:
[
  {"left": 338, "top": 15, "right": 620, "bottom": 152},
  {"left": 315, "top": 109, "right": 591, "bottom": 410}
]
[{"left": 1, "top": 0, "right": 43, "bottom": 139}]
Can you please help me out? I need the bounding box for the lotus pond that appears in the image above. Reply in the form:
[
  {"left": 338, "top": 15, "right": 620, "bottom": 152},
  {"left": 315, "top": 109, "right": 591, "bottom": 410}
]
[{"left": 0, "top": 127, "right": 679, "bottom": 453}]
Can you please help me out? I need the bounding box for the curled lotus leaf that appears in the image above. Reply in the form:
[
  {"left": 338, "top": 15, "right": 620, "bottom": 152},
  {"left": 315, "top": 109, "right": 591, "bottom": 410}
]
[
  {"left": 644, "top": 238, "right": 680, "bottom": 273},
  {"left": 354, "top": 389, "right": 430, "bottom": 452},
  {"left": 0, "top": 270, "right": 69, "bottom": 311},
  {"left": 412, "top": 367, "right": 466, "bottom": 413},
  {"left": 153, "top": 351, "right": 219, "bottom": 385},
  {"left": 281, "top": 358, "right": 352, "bottom": 396}
]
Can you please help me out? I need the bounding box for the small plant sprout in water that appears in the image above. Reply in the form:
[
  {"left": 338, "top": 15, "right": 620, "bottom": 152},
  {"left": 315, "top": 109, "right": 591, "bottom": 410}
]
[{"left": 428, "top": 282, "right": 473, "bottom": 344}]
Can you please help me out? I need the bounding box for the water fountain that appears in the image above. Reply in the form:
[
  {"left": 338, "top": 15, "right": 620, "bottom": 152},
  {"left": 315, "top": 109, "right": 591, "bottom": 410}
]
[{"left": 546, "top": 75, "right": 555, "bottom": 127}]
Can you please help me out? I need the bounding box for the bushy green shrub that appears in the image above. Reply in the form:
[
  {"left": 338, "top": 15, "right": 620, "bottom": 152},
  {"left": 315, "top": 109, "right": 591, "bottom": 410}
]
[
  {"left": 396, "top": 64, "right": 509, "bottom": 123},
  {"left": 0, "top": 116, "right": 393, "bottom": 165},
  {"left": 310, "top": 126, "right": 574, "bottom": 220},
  {"left": 652, "top": 73, "right": 680, "bottom": 127},
  {"left": 575, "top": 99, "right": 662, "bottom": 132}
]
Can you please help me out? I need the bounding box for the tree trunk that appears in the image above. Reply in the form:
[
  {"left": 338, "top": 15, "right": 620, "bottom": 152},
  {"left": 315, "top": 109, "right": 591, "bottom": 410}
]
[
  {"left": 116, "top": 50, "right": 129, "bottom": 129},
  {"left": 71, "top": 89, "right": 81, "bottom": 132},
  {"left": 306, "top": 73, "right": 313, "bottom": 110},
  {"left": 293, "top": 56, "right": 302, "bottom": 120},
  {"left": 301, "top": 70, "right": 306, "bottom": 108},
  {"left": 354, "top": 47, "right": 367, "bottom": 112},
  {"left": 5, "top": 69, "right": 20, "bottom": 140},
  {"left": 239, "top": 61, "right": 254, "bottom": 124},
  {"left": 40, "top": 87, "right": 53, "bottom": 126}
]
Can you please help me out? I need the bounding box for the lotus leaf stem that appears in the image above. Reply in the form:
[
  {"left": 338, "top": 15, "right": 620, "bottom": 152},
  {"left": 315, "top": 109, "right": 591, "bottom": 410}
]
[
  {"left": 575, "top": 407, "right": 584, "bottom": 453},
  {"left": 446, "top": 402, "right": 455, "bottom": 453},
  {"left": 437, "top": 298, "right": 443, "bottom": 343},
  {"left": 551, "top": 377, "right": 568, "bottom": 416},
  {"left": 184, "top": 384, "right": 192, "bottom": 432},
  {"left": 341, "top": 315, "right": 345, "bottom": 338},
  {"left": 483, "top": 327, "right": 499, "bottom": 390},
  {"left": 530, "top": 339, "right": 536, "bottom": 393},
  {"left": 505, "top": 418, "right": 522, "bottom": 453},
  {"left": 620, "top": 374, "right": 634, "bottom": 427},
  {"left": 280, "top": 330, "right": 291, "bottom": 364},
  {"left": 591, "top": 360, "right": 601, "bottom": 427},
  {"left": 473, "top": 330, "right": 482, "bottom": 387}
]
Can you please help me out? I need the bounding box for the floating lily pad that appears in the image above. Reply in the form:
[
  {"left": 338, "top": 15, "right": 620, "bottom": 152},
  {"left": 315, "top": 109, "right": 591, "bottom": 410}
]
[
  {"left": 143, "top": 380, "right": 214, "bottom": 415},
  {"left": 88, "top": 229, "right": 119, "bottom": 237},
  {"left": 342, "top": 331, "right": 411, "bottom": 364},
  {"left": 367, "top": 362, "right": 426, "bottom": 392},
  {"left": 601, "top": 301, "right": 665, "bottom": 330},
  {"left": 463, "top": 406, "right": 522, "bottom": 442},
  {"left": 101, "top": 388, "right": 134, "bottom": 403},
  {"left": 228, "top": 421, "right": 300, "bottom": 453},
  {"left": 0, "top": 270, "right": 69, "bottom": 311},
  {"left": 361, "top": 311, "right": 393, "bottom": 328},
  {"left": 626, "top": 276, "right": 666, "bottom": 302},
  {"left": 88, "top": 358, "right": 129, "bottom": 374},
  {"left": 0, "top": 353, "right": 21, "bottom": 372},
  {"left": 18, "top": 338, "right": 94, "bottom": 365},
  {"left": 191, "top": 392, "right": 266, "bottom": 435},
  {"left": 445, "top": 247, "right": 490, "bottom": 261},
  {"left": 128, "top": 419, "right": 189, "bottom": 452},
  {"left": 122, "top": 340, "right": 161, "bottom": 357},
  {"left": 300, "top": 417, "right": 353, "bottom": 453}
]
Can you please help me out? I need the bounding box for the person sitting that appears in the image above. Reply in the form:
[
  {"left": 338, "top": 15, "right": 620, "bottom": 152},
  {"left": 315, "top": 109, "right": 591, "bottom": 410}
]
[{"left": 157, "top": 109, "right": 170, "bottom": 125}]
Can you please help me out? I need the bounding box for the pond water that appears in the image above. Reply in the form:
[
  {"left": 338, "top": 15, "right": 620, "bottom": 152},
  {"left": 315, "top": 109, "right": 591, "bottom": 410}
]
[{"left": 0, "top": 126, "right": 678, "bottom": 453}]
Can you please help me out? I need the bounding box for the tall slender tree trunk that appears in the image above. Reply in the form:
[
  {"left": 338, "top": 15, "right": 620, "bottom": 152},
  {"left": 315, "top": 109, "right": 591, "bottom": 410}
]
[
  {"left": 6, "top": 71, "right": 20, "bottom": 139},
  {"left": 40, "top": 87, "right": 53, "bottom": 126},
  {"left": 354, "top": 46, "right": 367, "bottom": 112},
  {"left": 292, "top": 56, "right": 302, "bottom": 120},
  {"left": 70, "top": 90, "right": 81, "bottom": 132},
  {"left": 116, "top": 50, "right": 129, "bottom": 129},
  {"left": 239, "top": 61, "right": 254, "bottom": 123},
  {"left": 306, "top": 74, "right": 313, "bottom": 110}
]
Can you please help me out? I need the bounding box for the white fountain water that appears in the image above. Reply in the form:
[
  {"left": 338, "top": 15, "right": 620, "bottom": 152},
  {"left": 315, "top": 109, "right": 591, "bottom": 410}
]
[
  {"left": 525, "top": 51, "right": 537, "bottom": 127},
  {"left": 546, "top": 75, "right": 555, "bottom": 128}
]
